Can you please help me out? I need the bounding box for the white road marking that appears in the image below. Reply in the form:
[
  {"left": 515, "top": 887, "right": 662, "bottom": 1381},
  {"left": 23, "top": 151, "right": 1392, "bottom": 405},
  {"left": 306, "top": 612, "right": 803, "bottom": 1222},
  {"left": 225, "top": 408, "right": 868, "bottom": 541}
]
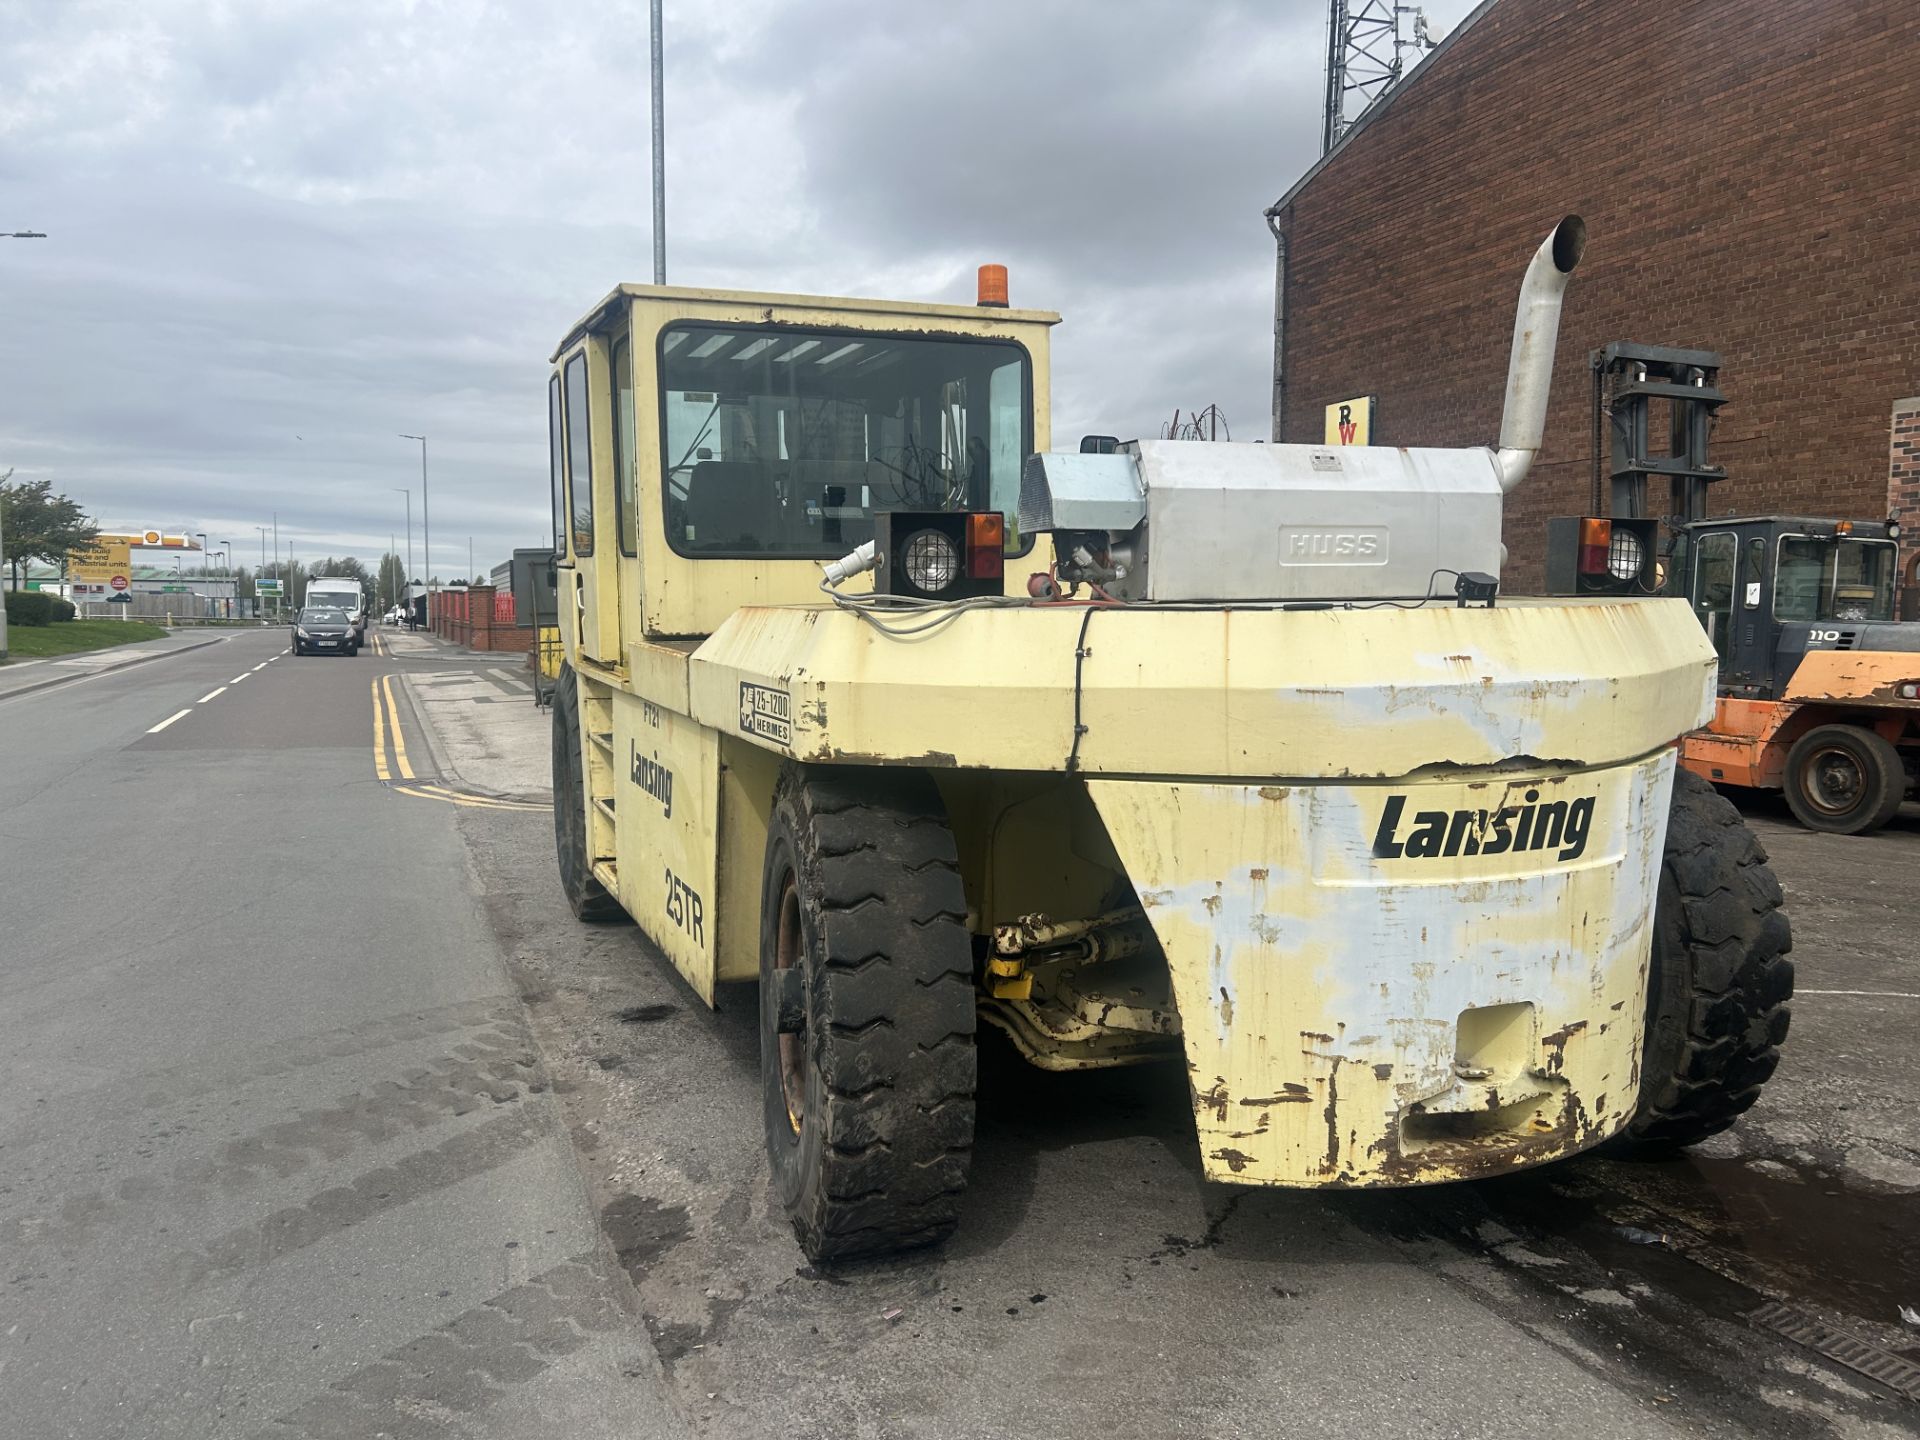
[
  {"left": 1798, "top": 989, "right": 1920, "bottom": 1000},
  {"left": 251, "top": 662, "right": 270, "bottom": 671},
  {"left": 147, "top": 708, "right": 193, "bottom": 734},
  {"left": 197, "top": 687, "right": 227, "bottom": 703},
  {"left": 230, "top": 674, "right": 248, "bottom": 683}
]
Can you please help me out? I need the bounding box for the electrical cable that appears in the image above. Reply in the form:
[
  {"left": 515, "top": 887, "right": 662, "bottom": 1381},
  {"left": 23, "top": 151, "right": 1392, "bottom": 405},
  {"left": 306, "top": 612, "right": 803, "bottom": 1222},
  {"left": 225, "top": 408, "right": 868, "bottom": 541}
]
[{"left": 1064, "top": 605, "right": 1097, "bottom": 773}]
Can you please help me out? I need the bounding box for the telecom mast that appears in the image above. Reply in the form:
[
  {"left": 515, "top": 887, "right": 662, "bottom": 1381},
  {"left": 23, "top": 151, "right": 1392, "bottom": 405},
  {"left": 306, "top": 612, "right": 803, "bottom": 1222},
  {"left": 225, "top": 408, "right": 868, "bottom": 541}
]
[{"left": 1322, "top": 1, "right": 1437, "bottom": 154}]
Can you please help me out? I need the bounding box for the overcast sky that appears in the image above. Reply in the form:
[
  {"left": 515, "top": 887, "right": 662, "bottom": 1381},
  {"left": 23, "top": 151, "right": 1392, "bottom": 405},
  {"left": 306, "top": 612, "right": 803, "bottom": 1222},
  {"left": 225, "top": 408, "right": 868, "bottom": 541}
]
[{"left": 1, "top": 0, "right": 1477, "bottom": 578}]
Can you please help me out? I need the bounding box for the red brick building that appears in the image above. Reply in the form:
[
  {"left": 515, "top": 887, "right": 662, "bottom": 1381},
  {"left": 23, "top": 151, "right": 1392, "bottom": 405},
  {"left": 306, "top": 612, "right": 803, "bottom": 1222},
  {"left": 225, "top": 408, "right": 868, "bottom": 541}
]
[{"left": 1265, "top": 0, "right": 1919, "bottom": 588}]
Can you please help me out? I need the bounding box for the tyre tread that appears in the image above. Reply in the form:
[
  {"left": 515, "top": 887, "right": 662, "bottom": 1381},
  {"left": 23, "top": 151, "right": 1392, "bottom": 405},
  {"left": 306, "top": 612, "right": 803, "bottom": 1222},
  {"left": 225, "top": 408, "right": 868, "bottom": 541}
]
[
  {"left": 766, "top": 766, "right": 977, "bottom": 1264},
  {"left": 1624, "top": 770, "right": 1792, "bottom": 1146}
]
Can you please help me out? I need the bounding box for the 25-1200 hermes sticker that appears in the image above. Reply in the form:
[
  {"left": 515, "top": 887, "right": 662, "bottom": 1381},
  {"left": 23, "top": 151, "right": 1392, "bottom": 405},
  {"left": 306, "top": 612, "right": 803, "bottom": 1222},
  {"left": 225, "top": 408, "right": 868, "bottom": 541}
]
[{"left": 739, "top": 683, "right": 791, "bottom": 745}]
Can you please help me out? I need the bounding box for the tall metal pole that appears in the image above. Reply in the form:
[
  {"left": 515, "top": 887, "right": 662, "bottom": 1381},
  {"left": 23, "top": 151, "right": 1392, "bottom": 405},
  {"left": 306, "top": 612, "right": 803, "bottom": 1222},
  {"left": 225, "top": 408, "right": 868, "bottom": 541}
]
[
  {"left": 272, "top": 512, "right": 279, "bottom": 619},
  {"left": 650, "top": 0, "right": 666, "bottom": 284},
  {"left": 400, "top": 435, "right": 429, "bottom": 626},
  {"left": 0, "top": 491, "right": 9, "bottom": 662},
  {"left": 393, "top": 486, "right": 412, "bottom": 622}
]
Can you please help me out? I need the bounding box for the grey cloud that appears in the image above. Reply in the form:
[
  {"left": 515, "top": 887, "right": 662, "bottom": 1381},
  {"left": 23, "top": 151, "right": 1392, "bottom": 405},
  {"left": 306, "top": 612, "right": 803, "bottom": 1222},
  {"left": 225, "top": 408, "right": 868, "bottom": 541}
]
[{"left": 2, "top": 0, "right": 1476, "bottom": 571}]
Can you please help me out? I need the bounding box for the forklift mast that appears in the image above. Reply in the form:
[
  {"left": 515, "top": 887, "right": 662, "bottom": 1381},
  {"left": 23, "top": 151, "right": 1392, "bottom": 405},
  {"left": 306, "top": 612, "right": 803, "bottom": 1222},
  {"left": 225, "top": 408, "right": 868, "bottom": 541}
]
[{"left": 1591, "top": 342, "right": 1726, "bottom": 526}]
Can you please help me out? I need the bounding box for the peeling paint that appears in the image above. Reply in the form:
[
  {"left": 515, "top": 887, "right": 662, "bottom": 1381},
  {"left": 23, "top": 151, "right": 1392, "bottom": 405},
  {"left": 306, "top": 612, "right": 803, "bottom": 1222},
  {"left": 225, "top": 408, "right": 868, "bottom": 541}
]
[{"left": 1087, "top": 751, "right": 1671, "bottom": 1188}]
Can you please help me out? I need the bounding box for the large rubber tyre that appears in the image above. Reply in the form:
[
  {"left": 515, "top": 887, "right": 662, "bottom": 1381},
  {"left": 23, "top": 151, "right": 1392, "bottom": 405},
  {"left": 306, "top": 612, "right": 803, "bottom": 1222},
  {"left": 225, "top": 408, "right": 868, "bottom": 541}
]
[
  {"left": 1623, "top": 769, "right": 1793, "bottom": 1146},
  {"left": 550, "top": 666, "right": 623, "bottom": 923},
  {"left": 758, "top": 766, "right": 976, "bottom": 1264},
  {"left": 1782, "top": 723, "right": 1906, "bottom": 834}
]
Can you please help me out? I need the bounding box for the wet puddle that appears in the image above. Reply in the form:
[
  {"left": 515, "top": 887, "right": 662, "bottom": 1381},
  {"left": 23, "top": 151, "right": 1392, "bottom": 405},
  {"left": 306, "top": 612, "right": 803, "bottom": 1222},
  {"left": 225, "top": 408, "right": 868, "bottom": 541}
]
[{"left": 1383, "top": 1147, "right": 1920, "bottom": 1418}]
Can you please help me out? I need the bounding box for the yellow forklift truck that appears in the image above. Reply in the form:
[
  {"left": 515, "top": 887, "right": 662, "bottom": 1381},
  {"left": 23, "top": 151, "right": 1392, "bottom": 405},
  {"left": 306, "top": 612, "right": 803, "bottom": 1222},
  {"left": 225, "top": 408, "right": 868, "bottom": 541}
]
[{"left": 546, "top": 223, "right": 1792, "bottom": 1262}]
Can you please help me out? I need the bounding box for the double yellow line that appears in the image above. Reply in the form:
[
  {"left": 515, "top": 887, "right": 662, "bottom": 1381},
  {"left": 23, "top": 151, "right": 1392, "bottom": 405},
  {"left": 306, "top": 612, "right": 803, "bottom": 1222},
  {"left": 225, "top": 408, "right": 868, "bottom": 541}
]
[{"left": 371, "top": 674, "right": 549, "bottom": 812}]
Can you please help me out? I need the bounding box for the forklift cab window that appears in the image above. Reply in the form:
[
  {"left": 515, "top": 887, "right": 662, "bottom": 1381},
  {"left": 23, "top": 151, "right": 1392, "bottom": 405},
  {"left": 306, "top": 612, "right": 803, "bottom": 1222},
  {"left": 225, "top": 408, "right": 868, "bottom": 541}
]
[
  {"left": 1691, "top": 530, "right": 1736, "bottom": 663},
  {"left": 657, "top": 323, "right": 1032, "bottom": 559},
  {"left": 548, "top": 375, "right": 565, "bottom": 556},
  {"left": 1774, "top": 536, "right": 1897, "bottom": 623}
]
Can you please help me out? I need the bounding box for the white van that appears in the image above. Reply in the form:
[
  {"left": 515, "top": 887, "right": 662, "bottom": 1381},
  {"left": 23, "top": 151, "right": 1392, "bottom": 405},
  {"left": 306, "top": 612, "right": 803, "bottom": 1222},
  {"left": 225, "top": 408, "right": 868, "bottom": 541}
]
[{"left": 304, "top": 577, "right": 368, "bottom": 647}]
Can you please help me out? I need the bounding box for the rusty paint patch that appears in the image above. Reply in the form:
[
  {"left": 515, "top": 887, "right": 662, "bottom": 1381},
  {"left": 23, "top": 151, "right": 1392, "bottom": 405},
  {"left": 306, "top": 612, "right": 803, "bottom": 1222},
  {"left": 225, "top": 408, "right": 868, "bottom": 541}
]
[
  {"left": 1240, "top": 1084, "right": 1311, "bottom": 1106},
  {"left": 1257, "top": 786, "right": 1292, "bottom": 801},
  {"left": 1210, "top": 1147, "right": 1256, "bottom": 1174},
  {"left": 1322, "top": 1057, "right": 1343, "bottom": 1174},
  {"left": 1218, "top": 987, "right": 1234, "bottom": 1027},
  {"left": 1199, "top": 1078, "right": 1230, "bottom": 1123}
]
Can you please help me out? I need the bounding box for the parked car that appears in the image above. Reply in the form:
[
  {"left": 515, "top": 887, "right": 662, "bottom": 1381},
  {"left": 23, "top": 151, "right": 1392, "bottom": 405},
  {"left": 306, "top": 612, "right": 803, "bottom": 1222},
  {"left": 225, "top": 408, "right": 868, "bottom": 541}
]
[{"left": 292, "top": 606, "right": 359, "bottom": 656}]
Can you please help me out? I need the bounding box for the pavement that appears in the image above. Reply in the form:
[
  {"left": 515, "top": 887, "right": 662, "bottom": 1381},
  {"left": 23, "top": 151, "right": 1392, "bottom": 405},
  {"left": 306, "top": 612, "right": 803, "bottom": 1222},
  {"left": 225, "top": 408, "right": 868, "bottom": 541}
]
[{"left": 4, "top": 624, "right": 1918, "bottom": 1438}]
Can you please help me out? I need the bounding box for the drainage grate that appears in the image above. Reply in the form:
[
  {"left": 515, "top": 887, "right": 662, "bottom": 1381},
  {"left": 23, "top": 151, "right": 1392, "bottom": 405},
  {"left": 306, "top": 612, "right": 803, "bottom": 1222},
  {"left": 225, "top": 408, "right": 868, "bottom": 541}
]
[{"left": 1750, "top": 1301, "right": 1920, "bottom": 1402}]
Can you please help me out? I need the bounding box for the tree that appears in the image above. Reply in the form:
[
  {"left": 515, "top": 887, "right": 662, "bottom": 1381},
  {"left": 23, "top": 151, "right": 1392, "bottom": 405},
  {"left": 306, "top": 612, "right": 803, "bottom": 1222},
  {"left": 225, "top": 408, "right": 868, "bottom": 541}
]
[
  {"left": 310, "top": 555, "right": 373, "bottom": 588},
  {"left": 0, "top": 474, "right": 98, "bottom": 589},
  {"left": 376, "top": 552, "right": 406, "bottom": 610}
]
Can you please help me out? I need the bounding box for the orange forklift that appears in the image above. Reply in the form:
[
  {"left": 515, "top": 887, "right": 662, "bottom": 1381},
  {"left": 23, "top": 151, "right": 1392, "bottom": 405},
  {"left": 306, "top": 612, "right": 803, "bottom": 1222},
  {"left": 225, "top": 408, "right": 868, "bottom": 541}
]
[{"left": 1554, "top": 343, "right": 1918, "bottom": 834}]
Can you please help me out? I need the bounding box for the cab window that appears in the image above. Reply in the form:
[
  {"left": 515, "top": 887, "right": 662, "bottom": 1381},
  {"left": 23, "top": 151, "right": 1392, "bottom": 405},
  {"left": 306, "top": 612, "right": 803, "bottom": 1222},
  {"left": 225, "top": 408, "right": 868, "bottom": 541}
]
[
  {"left": 1774, "top": 536, "right": 1897, "bottom": 623},
  {"left": 548, "top": 375, "right": 566, "bottom": 555},
  {"left": 657, "top": 324, "right": 1032, "bottom": 558},
  {"left": 612, "top": 337, "right": 636, "bottom": 557},
  {"left": 1690, "top": 530, "right": 1736, "bottom": 663},
  {"left": 564, "top": 352, "right": 594, "bottom": 556}
]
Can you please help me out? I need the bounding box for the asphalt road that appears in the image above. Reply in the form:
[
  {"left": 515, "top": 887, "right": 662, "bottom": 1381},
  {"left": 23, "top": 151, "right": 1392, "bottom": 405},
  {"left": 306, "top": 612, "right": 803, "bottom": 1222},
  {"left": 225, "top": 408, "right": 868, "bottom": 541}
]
[
  {"left": 0, "top": 630, "right": 680, "bottom": 1439},
  {"left": 4, "top": 631, "right": 1918, "bottom": 1438}
]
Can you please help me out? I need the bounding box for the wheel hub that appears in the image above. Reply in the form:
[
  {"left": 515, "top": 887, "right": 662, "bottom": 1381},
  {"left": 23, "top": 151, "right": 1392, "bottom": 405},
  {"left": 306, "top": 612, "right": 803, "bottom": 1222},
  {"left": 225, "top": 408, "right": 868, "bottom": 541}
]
[
  {"left": 773, "top": 873, "right": 807, "bottom": 1134},
  {"left": 1804, "top": 746, "right": 1865, "bottom": 815}
]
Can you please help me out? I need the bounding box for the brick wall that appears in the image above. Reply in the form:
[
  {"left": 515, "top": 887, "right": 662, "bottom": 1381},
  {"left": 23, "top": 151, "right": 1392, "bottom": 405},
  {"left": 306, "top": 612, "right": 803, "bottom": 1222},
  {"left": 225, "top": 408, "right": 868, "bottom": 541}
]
[
  {"left": 1891, "top": 399, "right": 1920, "bottom": 530},
  {"left": 1273, "top": 0, "right": 1920, "bottom": 588},
  {"left": 434, "top": 585, "right": 536, "bottom": 654}
]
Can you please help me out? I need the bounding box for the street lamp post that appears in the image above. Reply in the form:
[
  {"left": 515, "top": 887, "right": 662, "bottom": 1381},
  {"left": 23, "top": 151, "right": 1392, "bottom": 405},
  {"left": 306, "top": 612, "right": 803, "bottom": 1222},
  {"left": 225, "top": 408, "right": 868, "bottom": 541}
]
[
  {"left": 255, "top": 525, "right": 269, "bottom": 620},
  {"left": 392, "top": 487, "right": 412, "bottom": 625},
  {"left": 196, "top": 532, "right": 208, "bottom": 576},
  {"left": 399, "top": 434, "right": 428, "bottom": 627},
  {"left": 0, "top": 491, "right": 9, "bottom": 662}
]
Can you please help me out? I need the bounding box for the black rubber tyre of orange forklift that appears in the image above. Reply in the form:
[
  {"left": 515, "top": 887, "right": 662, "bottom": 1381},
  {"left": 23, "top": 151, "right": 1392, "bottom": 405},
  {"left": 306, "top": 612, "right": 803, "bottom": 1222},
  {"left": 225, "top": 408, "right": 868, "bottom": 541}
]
[
  {"left": 551, "top": 665, "right": 624, "bottom": 923},
  {"left": 1782, "top": 723, "right": 1906, "bottom": 835},
  {"left": 758, "top": 765, "right": 976, "bottom": 1264},
  {"left": 1621, "top": 769, "right": 1794, "bottom": 1147}
]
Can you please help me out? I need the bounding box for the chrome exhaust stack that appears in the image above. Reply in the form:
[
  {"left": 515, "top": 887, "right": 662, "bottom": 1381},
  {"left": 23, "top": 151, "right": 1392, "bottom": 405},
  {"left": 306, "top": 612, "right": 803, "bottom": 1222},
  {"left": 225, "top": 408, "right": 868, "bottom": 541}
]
[{"left": 1493, "top": 215, "right": 1586, "bottom": 493}]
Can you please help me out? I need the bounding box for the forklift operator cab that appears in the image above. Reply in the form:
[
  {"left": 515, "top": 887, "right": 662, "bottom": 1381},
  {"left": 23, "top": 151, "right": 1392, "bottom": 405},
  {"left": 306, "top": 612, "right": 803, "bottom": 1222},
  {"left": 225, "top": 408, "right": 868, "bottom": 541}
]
[
  {"left": 1680, "top": 519, "right": 1902, "bottom": 699},
  {"left": 546, "top": 286, "right": 1050, "bottom": 666}
]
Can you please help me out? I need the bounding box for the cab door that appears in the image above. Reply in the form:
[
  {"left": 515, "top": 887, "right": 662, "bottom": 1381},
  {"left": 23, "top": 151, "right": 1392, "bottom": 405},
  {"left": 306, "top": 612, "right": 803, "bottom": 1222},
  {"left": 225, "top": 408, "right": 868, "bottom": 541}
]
[{"left": 558, "top": 340, "right": 623, "bottom": 667}]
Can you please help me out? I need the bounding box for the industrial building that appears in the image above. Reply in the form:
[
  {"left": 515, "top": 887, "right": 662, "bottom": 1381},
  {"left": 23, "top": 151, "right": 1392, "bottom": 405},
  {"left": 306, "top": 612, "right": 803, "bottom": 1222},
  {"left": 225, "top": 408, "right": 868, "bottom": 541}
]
[{"left": 1266, "top": 0, "right": 1918, "bottom": 588}]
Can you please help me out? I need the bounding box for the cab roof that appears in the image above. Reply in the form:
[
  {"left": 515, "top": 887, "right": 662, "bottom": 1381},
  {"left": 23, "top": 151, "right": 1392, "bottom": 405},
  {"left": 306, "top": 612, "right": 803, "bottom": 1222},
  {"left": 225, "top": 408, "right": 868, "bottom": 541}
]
[{"left": 552, "top": 283, "right": 1060, "bottom": 362}]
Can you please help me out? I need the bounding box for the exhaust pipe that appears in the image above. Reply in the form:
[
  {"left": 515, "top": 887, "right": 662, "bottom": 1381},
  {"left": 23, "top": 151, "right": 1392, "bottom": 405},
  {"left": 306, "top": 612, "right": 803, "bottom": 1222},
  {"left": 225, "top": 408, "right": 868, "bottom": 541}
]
[{"left": 1493, "top": 215, "right": 1586, "bottom": 492}]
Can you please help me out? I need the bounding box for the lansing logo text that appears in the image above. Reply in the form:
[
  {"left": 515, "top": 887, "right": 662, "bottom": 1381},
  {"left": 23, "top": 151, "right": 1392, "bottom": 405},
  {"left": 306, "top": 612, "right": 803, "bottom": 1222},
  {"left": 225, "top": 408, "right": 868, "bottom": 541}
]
[{"left": 1373, "top": 788, "right": 1594, "bottom": 863}]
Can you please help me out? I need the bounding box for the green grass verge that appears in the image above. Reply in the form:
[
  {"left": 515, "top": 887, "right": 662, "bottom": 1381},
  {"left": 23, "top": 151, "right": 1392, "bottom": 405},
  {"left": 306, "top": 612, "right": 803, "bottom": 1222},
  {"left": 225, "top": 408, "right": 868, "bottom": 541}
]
[{"left": 2, "top": 619, "right": 170, "bottom": 660}]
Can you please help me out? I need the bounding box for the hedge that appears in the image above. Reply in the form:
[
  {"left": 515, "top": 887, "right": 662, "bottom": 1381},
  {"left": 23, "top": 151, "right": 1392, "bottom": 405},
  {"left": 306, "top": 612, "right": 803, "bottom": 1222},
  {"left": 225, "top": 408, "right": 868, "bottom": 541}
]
[{"left": 4, "top": 591, "right": 78, "bottom": 626}]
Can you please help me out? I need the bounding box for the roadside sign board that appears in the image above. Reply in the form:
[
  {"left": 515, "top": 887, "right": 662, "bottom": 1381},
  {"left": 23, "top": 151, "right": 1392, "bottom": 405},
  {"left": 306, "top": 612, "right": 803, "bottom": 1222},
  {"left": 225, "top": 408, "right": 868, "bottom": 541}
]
[
  {"left": 109, "top": 574, "right": 130, "bottom": 592},
  {"left": 1324, "top": 395, "right": 1375, "bottom": 446},
  {"left": 257, "top": 577, "right": 284, "bottom": 594},
  {"left": 70, "top": 539, "right": 132, "bottom": 584}
]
